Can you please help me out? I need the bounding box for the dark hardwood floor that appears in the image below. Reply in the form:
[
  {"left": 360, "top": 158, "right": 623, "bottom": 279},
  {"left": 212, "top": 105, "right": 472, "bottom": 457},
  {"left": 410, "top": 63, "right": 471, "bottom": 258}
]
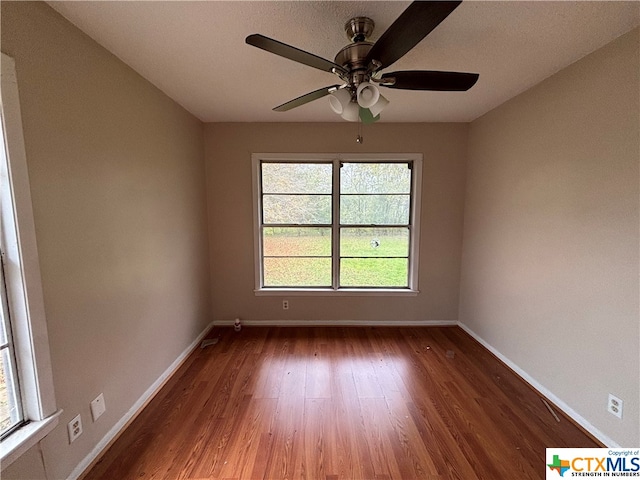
[{"left": 83, "top": 326, "right": 600, "bottom": 480}]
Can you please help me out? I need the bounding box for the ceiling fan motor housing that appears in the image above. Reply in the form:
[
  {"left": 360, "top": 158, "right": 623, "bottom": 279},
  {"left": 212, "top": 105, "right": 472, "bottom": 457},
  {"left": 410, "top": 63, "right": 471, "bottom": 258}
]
[
  {"left": 335, "top": 17, "right": 377, "bottom": 89},
  {"left": 335, "top": 43, "right": 373, "bottom": 86}
]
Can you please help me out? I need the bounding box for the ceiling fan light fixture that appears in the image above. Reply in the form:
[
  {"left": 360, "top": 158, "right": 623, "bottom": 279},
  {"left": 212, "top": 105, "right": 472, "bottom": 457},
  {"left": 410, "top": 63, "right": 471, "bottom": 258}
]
[
  {"left": 356, "top": 82, "right": 380, "bottom": 108},
  {"left": 340, "top": 100, "right": 360, "bottom": 122},
  {"left": 368, "top": 93, "right": 389, "bottom": 117},
  {"left": 328, "top": 88, "right": 352, "bottom": 115}
]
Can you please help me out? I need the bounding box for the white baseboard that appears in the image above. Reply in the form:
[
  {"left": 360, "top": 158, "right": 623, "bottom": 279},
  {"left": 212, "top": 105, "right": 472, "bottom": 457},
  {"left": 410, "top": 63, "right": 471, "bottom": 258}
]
[
  {"left": 67, "top": 320, "right": 215, "bottom": 480},
  {"left": 457, "top": 322, "right": 619, "bottom": 448},
  {"left": 213, "top": 319, "right": 458, "bottom": 327}
]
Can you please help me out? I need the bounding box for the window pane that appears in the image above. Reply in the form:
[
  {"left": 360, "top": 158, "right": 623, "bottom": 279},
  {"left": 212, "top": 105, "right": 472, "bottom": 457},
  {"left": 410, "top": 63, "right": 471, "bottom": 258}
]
[
  {"left": 264, "top": 258, "right": 331, "bottom": 287},
  {"left": 263, "top": 195, "right": 331, "bottom": 224},
  {"left": 341, "top": 163, "right": 411, "bottom": 194},
  {"left": 340, "top": 258, "right": 408, "bottom": 287},
  {"left": 262, "top": 163, "right": 332, "bottom": 194},
  {"left": 341, "top": 228, "right": 408, "bottom": 257},
  {"left": 340, "top": 195, "right": 410, "bottom": 225},
  {"left": 263, "top": 227, "right": 331, "bottom": 257},
  {"left": 0, "top": 347, "right": 21, "bottom": 435}
]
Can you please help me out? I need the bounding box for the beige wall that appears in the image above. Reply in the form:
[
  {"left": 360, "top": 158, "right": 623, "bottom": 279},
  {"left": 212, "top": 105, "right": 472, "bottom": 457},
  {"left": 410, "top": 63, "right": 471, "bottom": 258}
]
[
  {"left": 205, "top": 123, "right": 468, "bottom": 322},
  {"left": 1, "top": 2, "right": 211, "bottom": 479},
  {"left": 460, "top": 28, "right": 639, "bottom": 447},
  {"left": 1, "top": 0, "right": 637, "bottom": 477}
]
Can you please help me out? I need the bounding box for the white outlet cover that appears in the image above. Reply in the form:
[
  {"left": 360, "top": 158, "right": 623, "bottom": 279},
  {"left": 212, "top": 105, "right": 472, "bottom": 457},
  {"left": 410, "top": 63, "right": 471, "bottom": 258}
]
[
  {"left": 68, "top": 414, "right": 82, "bottom": 443},
  {"left": 607, "top": 393, "right": 623, "bottom": 419},
  {"left": 91, "top": 393, "right": 106, "bottom": 421}
]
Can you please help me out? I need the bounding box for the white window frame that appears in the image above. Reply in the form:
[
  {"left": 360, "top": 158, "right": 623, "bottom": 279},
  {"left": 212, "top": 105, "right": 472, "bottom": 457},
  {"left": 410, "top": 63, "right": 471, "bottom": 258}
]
[
  {"left": 251, "top": 153, "right": 422, "bottom": 296},
  {"left": 0, "top": 53, "right": 61, "bottom": 469}
]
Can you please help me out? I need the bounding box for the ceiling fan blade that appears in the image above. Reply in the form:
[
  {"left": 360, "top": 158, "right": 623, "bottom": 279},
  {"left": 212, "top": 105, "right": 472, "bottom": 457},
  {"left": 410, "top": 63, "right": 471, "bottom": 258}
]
[
  {"left": 366, "top": 1, "right": 462, "bottom": 70},
  {"left": 273, "top": 85, "right": 341, "bottom": 112},
  {"left": 246, "top": 34, "right": 346, "bottom": 74},
  {"left": 380, "top": 70, "right": 478, "bottom": 91}
]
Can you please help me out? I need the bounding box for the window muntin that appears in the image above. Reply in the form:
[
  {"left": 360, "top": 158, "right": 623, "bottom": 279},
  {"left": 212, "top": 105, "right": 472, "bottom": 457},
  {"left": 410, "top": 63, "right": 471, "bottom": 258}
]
[{"left": 254, "top": 154, "right": 421, "bottom": 293}]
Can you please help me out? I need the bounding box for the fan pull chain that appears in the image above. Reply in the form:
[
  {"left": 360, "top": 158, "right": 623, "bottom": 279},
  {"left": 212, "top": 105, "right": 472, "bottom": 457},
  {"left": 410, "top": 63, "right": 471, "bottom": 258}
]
[{"left": 356, "top": 115, "right": 363, "bottom": 144}]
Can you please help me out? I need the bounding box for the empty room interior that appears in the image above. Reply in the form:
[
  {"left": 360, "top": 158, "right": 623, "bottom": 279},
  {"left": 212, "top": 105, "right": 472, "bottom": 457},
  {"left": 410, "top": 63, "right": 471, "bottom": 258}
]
[{"left": 0, "top": 1, "right": 638, "bottom": 479}]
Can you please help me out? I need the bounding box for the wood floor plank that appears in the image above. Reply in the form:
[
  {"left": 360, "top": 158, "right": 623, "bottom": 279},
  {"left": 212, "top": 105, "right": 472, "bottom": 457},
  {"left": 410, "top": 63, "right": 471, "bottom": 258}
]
[
  {"left": 358, "top": 397, "right": 404, "bottom": 479},
  {"left": 382, "top": 395, "right": 440, "bottom": 478},
  {"left": 348, "top": 340, "right": 385, "bottom": 399},
  {"left": 215, "top": 397, "right": 278, "bottom": 480},
  {"left": 300, "top": 398, "right": 330, "bottom": 480},
  {"left": 304, "top": 349, "right": 332, "bottom": 399},
  {"left": 83, "top": 326, "right": 601, "bottom": 480},
  {"left": 264, "top": 396, "right": 305, "bottom": 480}
]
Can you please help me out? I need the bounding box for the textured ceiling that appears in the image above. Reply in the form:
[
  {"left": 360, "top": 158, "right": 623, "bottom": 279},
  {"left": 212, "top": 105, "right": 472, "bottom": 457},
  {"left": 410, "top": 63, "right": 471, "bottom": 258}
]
[{"left": 48, "top": 1, "right": 639, "bottom": 123}]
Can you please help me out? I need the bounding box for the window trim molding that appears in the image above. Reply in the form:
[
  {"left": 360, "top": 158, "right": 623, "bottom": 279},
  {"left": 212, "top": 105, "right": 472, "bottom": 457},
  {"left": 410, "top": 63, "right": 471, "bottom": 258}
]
[
  {"left": 251, "top": 153, "right": 422, "bottom": 295},
  {"left": 1, "top": 53, "right": 60, "bottom": 469}
]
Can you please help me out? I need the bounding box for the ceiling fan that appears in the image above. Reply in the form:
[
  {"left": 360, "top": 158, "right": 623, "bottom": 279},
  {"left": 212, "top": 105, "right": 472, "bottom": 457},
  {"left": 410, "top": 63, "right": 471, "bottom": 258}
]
[{"left": 246, "top": 1, "right": 479, "bottom": 124}]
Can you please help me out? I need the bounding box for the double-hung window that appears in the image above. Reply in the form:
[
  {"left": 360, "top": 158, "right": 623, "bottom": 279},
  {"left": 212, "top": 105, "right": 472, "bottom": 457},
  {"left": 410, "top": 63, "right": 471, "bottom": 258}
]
[
  {"left": 252, "top": 154, "right": 422, "bottom": 294},
  {"left": 1, "top": 53, "right": 59, "bottom": 469}
]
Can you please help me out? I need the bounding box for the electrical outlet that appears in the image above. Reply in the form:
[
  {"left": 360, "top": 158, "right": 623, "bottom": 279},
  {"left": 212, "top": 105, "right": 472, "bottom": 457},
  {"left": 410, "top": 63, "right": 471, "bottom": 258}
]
[
  {"left": 283, "top": 300, "right": 289, "bottom": 310},
  {"left": 91, "top": 393, "right": 106, "bottom": 422},
  {"left": 607, "top": 394, "right": 623, "bottom": 419},
  {"left": 68, "top": 414, "right": 83, "bottom": 443}
]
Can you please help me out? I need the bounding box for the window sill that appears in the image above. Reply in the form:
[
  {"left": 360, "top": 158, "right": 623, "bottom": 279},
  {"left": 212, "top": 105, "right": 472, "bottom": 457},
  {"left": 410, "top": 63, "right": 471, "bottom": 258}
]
[
  {"left": 0, "top": 410, "right": 62, "bottom": 470},
  {"left": 254, "top": 288, "right": 419, "bottom": 297}
]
